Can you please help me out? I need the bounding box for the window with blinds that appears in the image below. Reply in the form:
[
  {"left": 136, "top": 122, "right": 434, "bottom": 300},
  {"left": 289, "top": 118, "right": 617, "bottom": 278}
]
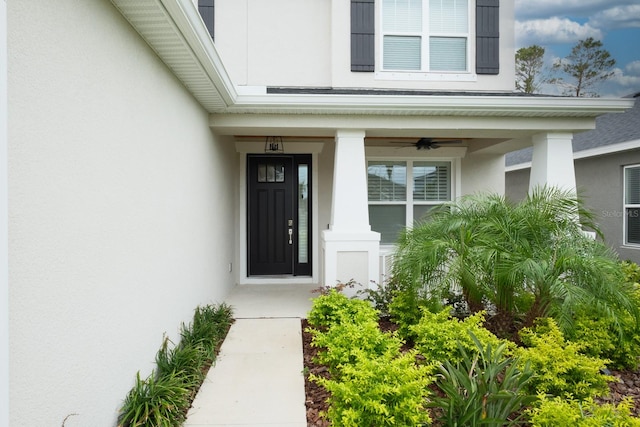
[
  {"left": 382, "top": 0, "right": 469, "bottom": 72},
  {"left": 624, "top": 165, "right": 640, "bottom": 245},
  {"left": 368, "top": 160, "right": 452, "bottom": 244}
]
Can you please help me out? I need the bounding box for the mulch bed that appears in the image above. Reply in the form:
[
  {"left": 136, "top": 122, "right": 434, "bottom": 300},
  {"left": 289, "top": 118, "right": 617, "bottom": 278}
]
[
  {"left": 302, "top": 318, "right": 332, "bottom": 427},
  {"left": 599, "top": 370, "right": 640, "bottom": 415},
  {"left": 301, "top": 317, "right": 640, "bottom": 426}
]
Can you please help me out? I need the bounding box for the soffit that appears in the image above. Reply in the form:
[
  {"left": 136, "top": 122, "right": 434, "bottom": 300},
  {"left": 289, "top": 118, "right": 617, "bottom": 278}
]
[{"left": 110, "top": 0, "right": 234, "bottom": 111}]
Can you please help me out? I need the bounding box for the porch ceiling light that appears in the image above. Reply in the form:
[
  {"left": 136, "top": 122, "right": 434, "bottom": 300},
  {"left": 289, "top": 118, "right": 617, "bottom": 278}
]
[{"left": 265, "top": 136, "right": 284, "bottom": 153}]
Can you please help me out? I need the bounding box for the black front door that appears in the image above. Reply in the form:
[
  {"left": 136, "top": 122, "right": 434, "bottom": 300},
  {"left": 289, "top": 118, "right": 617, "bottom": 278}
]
[{"left": 247, "top": 155, "right": 312, "bottom": 276}]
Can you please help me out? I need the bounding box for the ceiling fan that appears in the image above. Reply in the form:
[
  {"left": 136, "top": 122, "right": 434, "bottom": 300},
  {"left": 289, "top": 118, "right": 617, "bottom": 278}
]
[{"left": 398, "top": 137, "right": 465, "bottom": 150}]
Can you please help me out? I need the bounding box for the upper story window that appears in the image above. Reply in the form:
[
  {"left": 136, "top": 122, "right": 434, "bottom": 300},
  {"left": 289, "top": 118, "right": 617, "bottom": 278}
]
[
  {"left": 368, "top": 160, "right": 452, "bottom": 244},
  {"left": 624, "top": 165, "right": 640, "bottom": 246},
  {"left": 381, "top": 0, "right": 470, "bottom": 72}
]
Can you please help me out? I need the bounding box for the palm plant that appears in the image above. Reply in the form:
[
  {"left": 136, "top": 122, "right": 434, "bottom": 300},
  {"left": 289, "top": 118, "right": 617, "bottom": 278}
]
[
  {"left": 391, "top": 186, "right": 639, "bottom": 337},
  {"left": 430, "top": 333, "right": 536, "bottom": 426}
]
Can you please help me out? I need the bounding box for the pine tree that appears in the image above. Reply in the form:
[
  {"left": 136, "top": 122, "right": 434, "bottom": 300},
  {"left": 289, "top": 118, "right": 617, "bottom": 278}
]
[
  {"left": 515, "top": 45, "right": 547, "bottom": 94},
  {"left": 551, "top": 37, "right": 616, "bottom": 97}
]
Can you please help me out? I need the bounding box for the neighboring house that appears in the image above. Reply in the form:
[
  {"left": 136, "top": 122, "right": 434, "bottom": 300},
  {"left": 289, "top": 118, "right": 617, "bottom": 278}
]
[
  {"left": 506, "top": 93, "right": 640, "bottom": 264},
  {"left": 1, "top": 0, "right": 634, "bottom": 425}
]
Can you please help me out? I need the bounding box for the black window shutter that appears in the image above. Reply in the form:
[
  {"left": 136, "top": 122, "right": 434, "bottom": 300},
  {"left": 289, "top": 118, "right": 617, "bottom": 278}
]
[
  {"left": 476, "top": 0, "right": 499, "bottom": 75},
  {"left": 198, "top": 0, "right": 215, "bottom": 41},
  {"left": 351, "top": 0, "right": 375, "bottom": 72}
]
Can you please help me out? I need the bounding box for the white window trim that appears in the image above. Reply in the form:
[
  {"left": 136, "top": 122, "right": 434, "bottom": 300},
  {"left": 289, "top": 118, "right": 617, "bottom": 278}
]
[
  {"left": 623, "top": 164, "right": 640, "bottom": 248},
  {"left": 367, "top": 156, "right": 459, "bottom": 245},
  {"left": 376, "top": 0, "right": 476, "bottom": 80}
]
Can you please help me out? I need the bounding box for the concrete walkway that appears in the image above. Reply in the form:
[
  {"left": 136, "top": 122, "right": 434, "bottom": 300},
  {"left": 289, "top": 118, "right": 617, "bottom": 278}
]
[{"left": 184, "top": 284, "right": 317, "bottom": 427}]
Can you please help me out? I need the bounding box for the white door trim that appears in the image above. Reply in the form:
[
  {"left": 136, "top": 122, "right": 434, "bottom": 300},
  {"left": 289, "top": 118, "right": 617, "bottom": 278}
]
[{"left": 235, "top": 141, "right": 323, "bottom": 285}]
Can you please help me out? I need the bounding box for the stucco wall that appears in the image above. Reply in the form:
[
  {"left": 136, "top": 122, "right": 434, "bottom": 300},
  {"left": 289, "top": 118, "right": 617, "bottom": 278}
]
[
  {"left": 1, "top": 0, "right": 8, "bottom": 425},
  {"left": 575, "top": 151, "right": 640, "bottom": 264},
  {"left": 216, "top": 0, "right": 332, "bottom": 87},
  {"left": 506, "top": 150, "right": 640, "bottom": 264},
  {"left": 504, "top": 167, "right": 529, "bottom": 201},
  {"left": 8, "top": 1, "right": 236, "bottom": 425},
  {"left": 215, "top": 0, "right": 516, "bottom": 92},
  {"left": 461, "top": 153, "right": 506, "bottom": 196}
]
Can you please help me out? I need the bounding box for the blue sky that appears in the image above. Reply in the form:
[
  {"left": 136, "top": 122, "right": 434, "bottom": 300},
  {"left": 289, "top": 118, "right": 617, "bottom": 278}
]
[{"left": 514, "top": 0, "right": 640, "bottom": 97}]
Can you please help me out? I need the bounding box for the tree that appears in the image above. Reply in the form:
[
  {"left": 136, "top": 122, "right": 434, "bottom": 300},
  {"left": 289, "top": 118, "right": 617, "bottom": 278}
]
[
  {"left": 516, "top": 45, "right": 547, "bottom": 94},
  {"left": 390, "top": 187, "right": 639, "bottom": 338},
  {"left": 552, "top": 37, "right": 616, "bottom": 97}
]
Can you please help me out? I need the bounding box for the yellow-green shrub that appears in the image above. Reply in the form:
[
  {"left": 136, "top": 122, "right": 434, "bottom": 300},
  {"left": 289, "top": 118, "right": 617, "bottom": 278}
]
[
  {"left": 307, "top": 289, "right": 377, "bottom": 328},
  {"left": 622, "top": 260, "right": 640, "bottom": 284},
  {"left": 528, "top": 396, "right": 640, "bottom": 426},
  {"left": 387, "top": 283, "right": 437, "bottom": 341},
  {"left": 311, "top": 350, "right": 434, "bottom": 427},
  {"left": 570, "top": 308, "right": 640, "bottom": 370},
  {"left": 309, "top": 319, "right": 403, "bottom": 376},
  {"left": 516, "top": 318, "right": 613, "bottom": 400},
  {"left": 411, "top": 309, "right": 509, "bottom": 365},
  {"left": 569, "top": 282, "right": 640, "bottom": 370}
]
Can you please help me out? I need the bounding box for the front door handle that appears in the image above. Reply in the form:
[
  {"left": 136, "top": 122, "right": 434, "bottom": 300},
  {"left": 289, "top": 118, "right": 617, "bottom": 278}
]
[{"left": 288, "top": 228, "right": 293, "bottom": 245}]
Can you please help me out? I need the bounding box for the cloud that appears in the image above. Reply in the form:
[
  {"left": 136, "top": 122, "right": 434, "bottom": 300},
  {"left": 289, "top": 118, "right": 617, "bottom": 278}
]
[
  {"left": 625, "top": 60, "right": 640, "bottom": 75},
  {"left": 600, "top": 62, "right": 640, "bottom": 96},
  {"left": 515, "top": 0, "right": 638, "bottom": 21},
  {"left": 589, "top": 5, "right": 640, "bottom": 29},
  {"left": 613, "top": 61, "right": 640, "bottom": 88},
  {"left": 515, "top": 18, "right": 603, "bottom": 47}
]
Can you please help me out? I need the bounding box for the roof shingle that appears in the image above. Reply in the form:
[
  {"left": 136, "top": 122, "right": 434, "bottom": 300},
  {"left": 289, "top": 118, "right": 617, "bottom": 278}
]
[{"left": 506, "top": 92, "right": 640, "bottom": 167}]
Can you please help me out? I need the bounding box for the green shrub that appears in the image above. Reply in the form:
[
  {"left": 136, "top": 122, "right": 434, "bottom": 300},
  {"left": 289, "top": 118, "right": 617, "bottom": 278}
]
[
  {"left": 118, "top": 371, "right": 190, "bottom": 427},
  {"left": 358, "top": 277, "right": 404, "bottom": 317},
  {"left": 309, "top": 319, "right": 403, "bottom": 376},
  {"left": 387, "top": 284, "right": 443, "bottom": 341},
  {"left": 119, "top": 303, "right": 234, "bottom": 427},
  {"left": 516, "top": 318, "right": 613, "bottom": 400},
  {"left": 528, "top": 396, "right": 640, "bottom": 426},
  {"left": 180, "top": 303, "right": 233, "bottom": 359},
  {"left": 622, "top": 260, "right": 640, "bottom": 284},
  {"left": 311, "top": 350, "right": 434, "bottom": 427},
  {"left": 430, "top": 333, "right": 536, "bottom": 426},
  {"left": 563, "top": 265, "right": 640, "bottom": 370},
  {"left": 570, "top": 307, "right": 640, "bottom": 370},
  {"left": 307, "top": 289, "right": 378, "bottom": 329},
  {"left": 411, "top": 309, "right": 508, "bottom": 365},
  {"left": 155, "top": 336, "right": 206, "bottom": 389}
]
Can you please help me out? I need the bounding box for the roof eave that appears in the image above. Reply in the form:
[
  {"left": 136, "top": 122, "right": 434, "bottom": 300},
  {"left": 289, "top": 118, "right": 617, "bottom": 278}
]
[
  {"left": 230, "top": 93, "right": 635, "bottom": 117},
  {"left": 111, "top": 0, "right": 635, "bottom": 118}
]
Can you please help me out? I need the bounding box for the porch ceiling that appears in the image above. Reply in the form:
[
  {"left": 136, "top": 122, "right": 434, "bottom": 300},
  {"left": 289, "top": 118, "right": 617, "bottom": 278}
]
[{"left": 111, "top": 0, "right": 635, "bottom": 121}]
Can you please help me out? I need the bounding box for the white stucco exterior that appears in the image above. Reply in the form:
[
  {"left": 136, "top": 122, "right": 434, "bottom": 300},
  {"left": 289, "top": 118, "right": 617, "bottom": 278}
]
[
  {"left": 8, "top": 2, "right": 236, "bottom": 425},
  {"left": 1, "top": 1, "right": 9, "bottom": 426},
  {"left": 5, "top": 0, "right": 635, "bottom": 425},
  {"left": 461, "top": 153, "right": 506, "bottom": 195},
  {"left": 214, "top": 0, "right": 516, "bottom": 92},
  {"left": 216, "top": 0, "right": 332, "bottom": 87}
]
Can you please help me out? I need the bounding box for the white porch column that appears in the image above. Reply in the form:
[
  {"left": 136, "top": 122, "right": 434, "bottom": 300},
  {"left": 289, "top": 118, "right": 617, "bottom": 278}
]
[
  {"left": 529, "top": 132, "right": 576, "bottom": 194},
  {"left": 321, "top": 130, "right": 380, "bottom": 292}
]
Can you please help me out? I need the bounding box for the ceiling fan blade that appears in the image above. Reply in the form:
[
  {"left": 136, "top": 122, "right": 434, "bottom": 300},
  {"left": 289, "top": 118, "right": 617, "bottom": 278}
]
[
  {"left": 428, "top": 139, "right": 463, "bottom": 144},
  {"left": 375, "top": 137, "right": 465, "bottom": 150}
]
